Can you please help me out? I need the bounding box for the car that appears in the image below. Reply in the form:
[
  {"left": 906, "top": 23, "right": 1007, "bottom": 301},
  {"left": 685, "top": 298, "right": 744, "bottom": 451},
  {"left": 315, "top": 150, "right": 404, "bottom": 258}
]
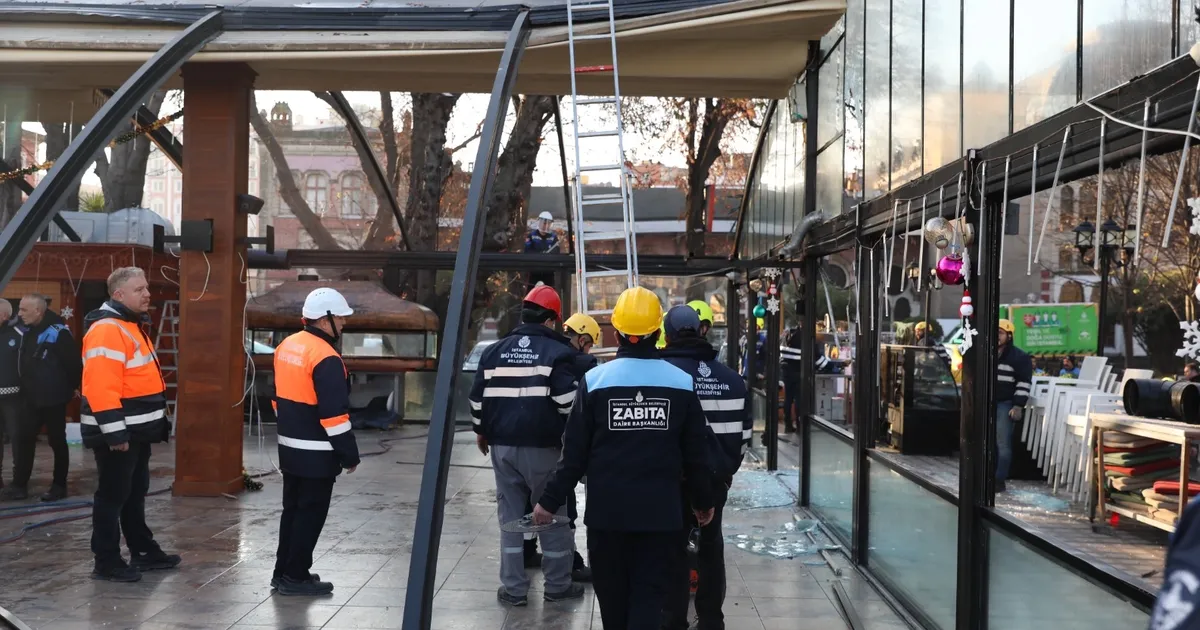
[{"left": 462, "top": 340, "right": 497, "bottom": 372}]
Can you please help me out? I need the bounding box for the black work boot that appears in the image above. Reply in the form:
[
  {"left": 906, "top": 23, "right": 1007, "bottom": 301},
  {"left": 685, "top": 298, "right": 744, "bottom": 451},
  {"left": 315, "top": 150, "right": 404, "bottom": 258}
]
[
  {"left": 271, "top": 572, "right": 320, "bottom": 589},
  {"left": 276, "top": 575, "right": 334, "bottom": 596},
  {"left": 131, "top": 551, "right": 181, "bottom": 572},
  {"left": 0, "top": 485, "right": 27, "bottom": 501},
  {"left": 571, "top": 550, "right": 592, "bottom": 583},
  {"left": 93, "top": 564, "right": 142, "bottom": 583},
  {"left": 40, "top": 485, "right": 66, "bottom": 502},
  {"left": 544, "top": 583, "right": 585, "bottom": 602}
]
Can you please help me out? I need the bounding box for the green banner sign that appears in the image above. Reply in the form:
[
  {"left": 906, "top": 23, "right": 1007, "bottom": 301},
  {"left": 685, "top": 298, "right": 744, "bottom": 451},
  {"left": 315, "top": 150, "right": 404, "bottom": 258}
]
[{"left": 1005, "top": 303, "right": 1099, "bottom": 356}]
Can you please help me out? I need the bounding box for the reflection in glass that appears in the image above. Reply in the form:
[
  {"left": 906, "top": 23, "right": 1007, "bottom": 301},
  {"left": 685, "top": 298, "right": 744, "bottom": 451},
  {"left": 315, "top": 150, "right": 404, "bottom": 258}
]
[
  {"left": 964, "top": 0, "right": 1011, "bottom": 147},
  {"left": 844, "top": 0, "right": 865, "bottom": 202},
  {"left": 869, "top": 460, "right": 958, "bottom": 629},
  {"left": 864, "top": 0, "right": 890, "bottom": 197},
  {"left": 987, "top": 523, "right": 1150, "bottom": 628},
  {"left": 891, "top": 0, "right": 923, "bottom": 187},
  {"left": 810, "top": 425, "right": 854, "bottom": 542},
  {"left": 1013, "top": 0, "right": 1078, "bottom": 130},
  {"left": 818, "top": 38, "right": 845, "bottom": 149},
  {"left": 924, "top": 0, "right": 961, "bottom": 169},
  {"left": 1082, "top": 0, "right": 1172, "bottom": 99},
  {"left": 817, "top": 145, "right": 845, "bottom": 218}
]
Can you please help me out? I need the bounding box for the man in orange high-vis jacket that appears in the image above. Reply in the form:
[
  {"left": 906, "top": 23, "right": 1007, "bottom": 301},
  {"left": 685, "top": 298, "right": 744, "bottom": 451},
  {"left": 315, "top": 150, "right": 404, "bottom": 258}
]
[
  {"left": 271, "top": 287, "right": 361, "bottom": 597},
  {"left": 81, "top": 267, "right": 179, "bottom": 583}
]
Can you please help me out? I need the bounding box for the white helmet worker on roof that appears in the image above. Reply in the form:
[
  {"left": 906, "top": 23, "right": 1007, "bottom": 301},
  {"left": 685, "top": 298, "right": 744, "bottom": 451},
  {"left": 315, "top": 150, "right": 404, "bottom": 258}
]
[{"left": 526, "top": 212, "right": 560, "bottom": 255}]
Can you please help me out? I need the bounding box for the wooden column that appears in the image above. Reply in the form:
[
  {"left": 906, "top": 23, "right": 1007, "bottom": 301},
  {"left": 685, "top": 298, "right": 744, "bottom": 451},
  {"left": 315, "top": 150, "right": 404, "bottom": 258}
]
[{"left": 174, "top": 63, "right": 256, "bottom": 496}]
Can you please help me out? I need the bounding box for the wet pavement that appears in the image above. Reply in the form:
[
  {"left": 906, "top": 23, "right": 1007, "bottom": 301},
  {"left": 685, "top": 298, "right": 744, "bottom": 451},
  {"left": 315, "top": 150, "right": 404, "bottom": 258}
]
[{"left": 0, "top": 427, "right": 907, "bottom": 629}]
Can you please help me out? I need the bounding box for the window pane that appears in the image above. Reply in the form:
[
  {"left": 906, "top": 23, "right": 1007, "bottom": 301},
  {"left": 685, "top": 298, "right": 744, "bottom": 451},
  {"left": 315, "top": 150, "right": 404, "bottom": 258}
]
[
  {"left": 1083, "top": 0, "right": 1173, "bottom": 99},
  {"left": 987, "top": 523, "right": 1150, "bottom": 628},
  {"left": 924, "top": 0, "right": 961, "bottom": 168},
  {"left": 868, "top": 460, "right": 958, "bottom": 629},
  {"left": 817, "top": 145, "right": 844, "bottom": 217},
  {"left": 964, "top": 0, "right": 1011, "bottom": 147},
  {"left": 844, "top": 0, "right": 865, "bottom": 202},
  {"left": 891, "top": 0, "right": 922, "bottom": 186},
  {"left": 818, "top": 39, "right": 845, "bottom": 149},
  {"left": 864, "top": 0, "right": 890, "bottom": 197},
  {"left": 1013, "top": 0, "right": 1078, "bottom": 130},
  {"left": 810, "top": 424, "right": 854, "bottom": 542}
]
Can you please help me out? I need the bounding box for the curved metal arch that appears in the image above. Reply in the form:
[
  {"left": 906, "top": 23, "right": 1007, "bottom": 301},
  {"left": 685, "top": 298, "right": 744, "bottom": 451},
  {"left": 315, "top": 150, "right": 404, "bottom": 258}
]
[{"left": 0, "top": 10, "right": 224, "bottom": 290}]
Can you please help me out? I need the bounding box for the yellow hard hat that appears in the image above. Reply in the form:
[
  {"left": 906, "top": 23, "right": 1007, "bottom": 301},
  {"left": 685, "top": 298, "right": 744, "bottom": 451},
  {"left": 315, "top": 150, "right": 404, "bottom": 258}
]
[
  {"left": 999, "top": 319, "right": 1015, "bottom": 334},
  {"left": 563, "top": 313, "right": 600, "bottom": 342},
  {"left": 687, "top": 300, "right": 714, "bottom": 324},
  {"left": 757, "top": 317, "right": 765, "bottom": 329},
  {"left": 611, "top": 287, "right": 663, "bottom": 337},
  {"left": 915, "top": 321, "right": 928, "bottom": 331}
]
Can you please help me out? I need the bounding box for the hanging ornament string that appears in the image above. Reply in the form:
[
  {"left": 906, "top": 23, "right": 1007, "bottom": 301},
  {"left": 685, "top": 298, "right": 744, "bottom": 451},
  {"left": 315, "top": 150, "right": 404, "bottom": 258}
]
[
  {"left": 885, "top": 199, "right": 899, "bottom": 294},
  {"left": 900, "top": 200, "right": 912, "bottom": 292},
  {"left": 1034, "top": 125, "right": 1071, "bottom": 265},
  {"left": 918, "top": 194, "right": 929, "bottom": 291},
  {"left": 1095, "top": 117, "right": 1106, "bottom": 273},
  {"left": 63, "top": 258, "right": 88, "bottom": 296},
  {"left": 0, "top": 109, "right": 183, "bottom": 183},
  {"left": 1133, "top": 100, "right": 1150, "bottom": 262},
  {"left": 1026, "top": 143, "right": 1038, "bottom": 276}
]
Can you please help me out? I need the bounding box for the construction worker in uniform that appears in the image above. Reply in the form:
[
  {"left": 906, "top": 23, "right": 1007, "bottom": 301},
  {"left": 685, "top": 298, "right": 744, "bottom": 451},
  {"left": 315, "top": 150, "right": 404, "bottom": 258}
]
[
  {"left": 525, "top": 212, "right": 560, "bottom": 288},
  {"left": 659, "top": 305, "right": 750, "bottom": 630},
  {"left": 271, "top": 287, "right": 361, "bottom": 596},
  {"left": 534, "top": 287, "right": 714, "bottom": 630},
  {"left": 559, "top": 311, "right": 600, "bottom": 582},
  {"left": 81, "top": 267, "right": 179, "bottom": 582},
  {"left": 995, "top": 319, "right": 1032, "bottom": 494},
  {"left": 470, "top": 285, "right": 585, "bottom": 606},
  {"left": 686, "top": 300, "right": 715, "bottom": 338}
]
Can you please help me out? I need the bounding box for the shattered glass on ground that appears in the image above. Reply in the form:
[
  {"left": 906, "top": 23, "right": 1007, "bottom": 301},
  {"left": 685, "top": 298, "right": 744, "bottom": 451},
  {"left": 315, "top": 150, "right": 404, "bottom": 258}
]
[
  {"left": 726, "top": 469, "right": 800, "bottom": 510},
  {"left": 724, "top": 519, "right": 841, "bottom": 560},
  {"left": 1002, "top": 489, "right": 1071, "bottom": 514}
]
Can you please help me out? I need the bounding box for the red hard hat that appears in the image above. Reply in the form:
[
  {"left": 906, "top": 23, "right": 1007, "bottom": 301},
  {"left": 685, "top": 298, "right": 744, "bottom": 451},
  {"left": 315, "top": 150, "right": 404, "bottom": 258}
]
[{"left": 523, "top": 285, "right": 562, "bottom": 319}]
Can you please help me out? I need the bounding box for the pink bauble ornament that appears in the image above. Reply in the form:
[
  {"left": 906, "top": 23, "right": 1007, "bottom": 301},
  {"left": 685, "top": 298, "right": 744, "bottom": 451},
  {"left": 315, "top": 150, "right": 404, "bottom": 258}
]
[
  {"left": 935, "top": 255, "right": 965, "bottom": 285},
  {"left": 960, "top": 290, "right": 974, "bottom": 318}
]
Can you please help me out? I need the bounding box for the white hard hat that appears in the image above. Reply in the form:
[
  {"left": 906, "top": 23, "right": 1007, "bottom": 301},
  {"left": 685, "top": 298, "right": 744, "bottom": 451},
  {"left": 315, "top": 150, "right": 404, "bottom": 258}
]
[
  {"left": 302, "top": 287, "right": 354, "bottom": 319},
  {"left": 538, "top": 211, "right": 554, "bottom": 221}
]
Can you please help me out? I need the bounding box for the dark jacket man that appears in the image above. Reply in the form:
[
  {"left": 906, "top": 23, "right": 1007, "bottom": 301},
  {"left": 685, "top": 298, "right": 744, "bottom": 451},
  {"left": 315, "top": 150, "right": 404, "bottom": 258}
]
[
  {"left": 1151, "top": 496, "right": 1200, "bottom": 629},
  {"left": 19, "top": 308, "right": 81, "bottom": 409},
  {"left": 0, "top": 310, "right": 23, "bottom": 489},
  {"left": 997, "top": 342, "right": 1034, "bottom": 407}
]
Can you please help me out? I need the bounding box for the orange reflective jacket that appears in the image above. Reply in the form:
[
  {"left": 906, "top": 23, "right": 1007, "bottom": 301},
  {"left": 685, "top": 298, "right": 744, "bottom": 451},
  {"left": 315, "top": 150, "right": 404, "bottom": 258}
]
[
  {"left": 80, "top": 302, "right": 168, "bottom": 447},
  {"left": 273, "top": 328, "right": 360, "bottom": 478}
]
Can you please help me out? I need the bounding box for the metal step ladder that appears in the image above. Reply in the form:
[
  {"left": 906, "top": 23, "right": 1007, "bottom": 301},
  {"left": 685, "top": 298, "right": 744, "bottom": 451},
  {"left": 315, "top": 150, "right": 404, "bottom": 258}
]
[
  {"left": 566, "top": 0, "right": 640, "bottom": 321},
  {"left": 154, "top": 299, "right": 179, "bottom": 427}
]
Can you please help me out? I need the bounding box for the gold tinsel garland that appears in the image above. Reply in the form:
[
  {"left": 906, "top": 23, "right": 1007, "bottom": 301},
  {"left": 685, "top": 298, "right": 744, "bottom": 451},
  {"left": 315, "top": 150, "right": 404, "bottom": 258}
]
[{"left": 0, "top": 109, "right": 184, "bottom": 184}]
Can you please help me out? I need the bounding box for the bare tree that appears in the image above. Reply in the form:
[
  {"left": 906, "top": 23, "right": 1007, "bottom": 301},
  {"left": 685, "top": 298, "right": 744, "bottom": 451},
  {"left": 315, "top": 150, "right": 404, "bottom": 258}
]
[
  {"left": 94, "top": 91, "right": 165, "bottom": 212},
  {"left": 43, "top": 123, "right": 83, "bottom": 212}
]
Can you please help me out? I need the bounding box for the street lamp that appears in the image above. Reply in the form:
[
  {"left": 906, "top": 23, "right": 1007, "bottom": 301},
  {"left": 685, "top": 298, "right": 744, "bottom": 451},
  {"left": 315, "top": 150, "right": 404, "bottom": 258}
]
[{"left": 1075, "top": 218, "right": 1126, "bottom": 356}]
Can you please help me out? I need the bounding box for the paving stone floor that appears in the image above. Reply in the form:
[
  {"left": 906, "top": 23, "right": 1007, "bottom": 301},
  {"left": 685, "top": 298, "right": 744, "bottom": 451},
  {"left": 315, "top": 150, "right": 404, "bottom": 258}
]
[{"left": 0, "top": 426, "right": 907, "bottom": 629}]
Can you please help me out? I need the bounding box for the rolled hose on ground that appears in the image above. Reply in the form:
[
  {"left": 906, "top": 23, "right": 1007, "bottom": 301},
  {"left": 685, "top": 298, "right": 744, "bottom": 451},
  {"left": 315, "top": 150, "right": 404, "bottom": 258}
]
[{"left": 0, "top": 486, "right": 172, "bottom": 545}]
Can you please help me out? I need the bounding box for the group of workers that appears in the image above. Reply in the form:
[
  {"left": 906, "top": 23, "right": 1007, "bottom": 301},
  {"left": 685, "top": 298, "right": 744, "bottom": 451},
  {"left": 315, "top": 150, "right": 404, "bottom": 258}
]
[{"left": 470, "top": 284, "right": 751, "bottom": 630}]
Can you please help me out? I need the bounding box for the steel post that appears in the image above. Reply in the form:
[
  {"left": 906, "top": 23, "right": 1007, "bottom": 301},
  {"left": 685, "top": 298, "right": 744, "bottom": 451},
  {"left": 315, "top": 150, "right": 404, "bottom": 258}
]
[
  {"left": 956, "top": 149, "right": 993, "bottom": 630},
  {"left": 725, "top": 276, "right": 741, "bottom": 371},
  {"left": 0, "top": 10, "right": 224, "bottom": 291},
  {"left": 765, "top": 297, "right": 781, "bottom": 471},
  {"left": 799, "top": 256, "right": 818, "bottom": 506},
  {"left": 851, "top": 237, "right": 877, "bottom": 564},
  {"left": 400, "top": 11, "right": 531, "bottom": 630}
]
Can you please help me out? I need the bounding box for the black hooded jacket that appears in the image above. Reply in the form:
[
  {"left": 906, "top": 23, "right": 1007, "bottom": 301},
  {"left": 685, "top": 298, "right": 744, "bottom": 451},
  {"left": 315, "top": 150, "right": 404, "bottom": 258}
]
[
  {"left": 19, "top": 310, "right": 81, "bottom": 408},
  {"left": 0, "top": 317, "right": 23, "bottom": 398}
]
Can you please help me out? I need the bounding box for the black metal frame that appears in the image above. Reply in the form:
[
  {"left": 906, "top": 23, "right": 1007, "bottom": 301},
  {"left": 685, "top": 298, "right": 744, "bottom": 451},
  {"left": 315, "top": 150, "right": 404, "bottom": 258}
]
[
  {"left": 98, "top": 88, "right": 184, "bottom": 170},
  {"left": 851, "top": 235, "right": 877, "bottom": 565},
  {"left": 401, "top": 11, "right": 531, "bottom": 630},
  {"left": 0, "top": 9, "right": 224, "bottom": 290},
  {"left": 799, "top": 257, "right": 816, "bottom": 507},
  {"left": 325, "top": 91, "right": 412, "bottom": 251},
  {"left": 764, "top": 298, "right": 780, "bottom": 471},
  {"left": 263, "top": 249, "right": 762, "bottom": 275}
]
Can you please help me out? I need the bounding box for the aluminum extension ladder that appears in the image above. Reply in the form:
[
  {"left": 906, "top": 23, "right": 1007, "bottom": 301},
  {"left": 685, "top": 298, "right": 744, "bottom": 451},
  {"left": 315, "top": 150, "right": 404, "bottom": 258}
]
[
  {"left": 565, "top": 0, "right": 640, "bottom": 319},
  {"left": 154, "top": 299, "right": 179, "bottom": 428}
]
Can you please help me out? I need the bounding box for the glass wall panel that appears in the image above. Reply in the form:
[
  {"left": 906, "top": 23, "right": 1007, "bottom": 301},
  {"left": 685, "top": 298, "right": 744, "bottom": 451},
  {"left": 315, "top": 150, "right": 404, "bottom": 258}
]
[
  {"left": 817, "top": 146, "right": 844, "bottom": 218},
  {"left": 963, "top": 0, "right": 1011, "bottom": 148},
  {"left": 844, "top": 0, "right": 865, "bottom": 203},
  {"left": 818, "top": 38, "right": 846, "bottom": 150},
  {"left": 1182, "top": 0, "right": 1200, "bottom": 55},
  {"left": 924, "top": 0, "right": 961, "bottom": 169},
  {"left": 864, "top": 0, "right": 891, "bottom": 197},
  {"left": 891, "top": 0, "right": 923, "bottom": 186},
  {"left": 868, "top": 460, "right": 958, "bottom": 629},
  {"left": 810, "top": 424, "right": 854, "bottom": 541},
  {"left": 1083, "top": 0, "right": 1173, "bottom": 99},
  {"left": 1013, "top": 0, "right": 1078, "bottom": 130},
  {"left": 987, "top": 523, "right": 1151, "bottom": 628}
]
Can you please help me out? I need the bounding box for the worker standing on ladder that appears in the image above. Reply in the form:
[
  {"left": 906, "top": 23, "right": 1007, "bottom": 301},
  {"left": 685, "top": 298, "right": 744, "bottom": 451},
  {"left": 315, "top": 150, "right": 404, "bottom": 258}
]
[
  {"left": 271, "top": 288, "right": 361, "bottom": 596},
  {"left": 471, "top": 285, "right": 585, "bottom": 606},
  {"left": 660, "top": 305, "right": 750, "bottom": 630},
  {"left": 534, "top": 287, "right": 714, "bottom": 630}
]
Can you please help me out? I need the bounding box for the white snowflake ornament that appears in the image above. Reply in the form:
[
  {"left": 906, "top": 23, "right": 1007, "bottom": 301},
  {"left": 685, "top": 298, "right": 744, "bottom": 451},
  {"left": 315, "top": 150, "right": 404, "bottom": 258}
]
[
  {"left": 960, "top": 248, "right": 972, "bottom": 286},
  {"left": 1188, "top": 197, "right": 1200, "bottom": 236},
  {"left": 60, "top": 306, "right": 73, "bottom": 320},
  {"left": 1177, "top": 320, "right": 1200, "bottom": 361},
  {"left": 766, "top": 296, "right": 780, "bottom": 315},
  {"left": 762, "top": 267, "right": 782, "bottom": 281},
  {"left": 958, "top": 320, "right": 979, "bottom": 355}
]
